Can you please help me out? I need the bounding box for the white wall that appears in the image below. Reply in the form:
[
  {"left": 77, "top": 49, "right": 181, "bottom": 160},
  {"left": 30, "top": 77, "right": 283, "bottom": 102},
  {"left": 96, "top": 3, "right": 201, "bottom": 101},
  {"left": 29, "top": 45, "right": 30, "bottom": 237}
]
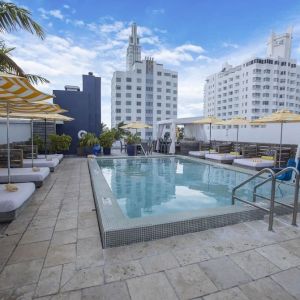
[
  {"left": 0, "top": 120, "right": 31, "bottom": 144},
  {"left": 205, "top": 123, "right": 300, "bottom": 145}
]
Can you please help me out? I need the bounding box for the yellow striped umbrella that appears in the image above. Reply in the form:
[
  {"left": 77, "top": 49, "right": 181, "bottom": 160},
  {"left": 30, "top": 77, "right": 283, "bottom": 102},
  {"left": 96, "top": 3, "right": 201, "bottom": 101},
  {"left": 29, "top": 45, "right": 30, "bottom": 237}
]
[
  {"left": 193, "top": 116, "right": 223, "bottom": 151},
  {"left": 0, "top": 73, "right": 53, "bottom": 103},
  {"left": 0, "top": 74, "right": 55, "bottom": 185},
  {"left": 0, "top": 102, "right": 64, "bottom": 113}
]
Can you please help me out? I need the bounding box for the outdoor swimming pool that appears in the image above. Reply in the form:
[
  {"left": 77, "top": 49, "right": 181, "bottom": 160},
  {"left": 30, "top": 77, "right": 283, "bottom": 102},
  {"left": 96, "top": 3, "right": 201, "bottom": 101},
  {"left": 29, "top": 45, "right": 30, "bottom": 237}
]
[
  {"left": 89, "top": 155, "right": 296, "bottom": 247},
  {"left": 98, "top": 157, "right": 293, "bottom": 219}
]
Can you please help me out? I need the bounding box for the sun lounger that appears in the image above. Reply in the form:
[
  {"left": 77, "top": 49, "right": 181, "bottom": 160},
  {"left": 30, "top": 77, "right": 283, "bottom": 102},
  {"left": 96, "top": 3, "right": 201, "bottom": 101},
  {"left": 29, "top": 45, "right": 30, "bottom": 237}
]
[
  {"left": 205, "top": 152, "right": 243, "bottom": 164},
  {"left": 38, "top": 154, "right": 64, "bottom": 163},
  {"left": 0, "top": 183, "right": 35, "bottom": 222},
  {"left": 0, "top": 167, "right": 50, "bottom": 187},
  {"left": 188, "top": 150, "right": 216, "bottom": 158},
  {"left": 233, "top": 157, "right": 275, "bottom": 170},
  {"left": 23, "top": 158, "right": 59, "bottom": 172}
]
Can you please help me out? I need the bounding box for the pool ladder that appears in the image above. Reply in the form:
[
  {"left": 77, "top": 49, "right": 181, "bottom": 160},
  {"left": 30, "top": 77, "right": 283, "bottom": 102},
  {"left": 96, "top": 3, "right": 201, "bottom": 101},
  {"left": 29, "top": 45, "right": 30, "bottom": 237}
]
[{"left": 232, "top": 167, "right": 300, "bottom": 231}]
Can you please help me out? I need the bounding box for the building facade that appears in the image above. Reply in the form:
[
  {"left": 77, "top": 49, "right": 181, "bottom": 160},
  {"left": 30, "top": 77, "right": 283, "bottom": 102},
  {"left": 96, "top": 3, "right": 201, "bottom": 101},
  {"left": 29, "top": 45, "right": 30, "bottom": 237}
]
[
  {"left": 54, "top": 72, "right": 101, "bottom": 154},
  {"left": 204, "top": 29, "right": 300, "bottom": 121},
  {"left": 111, "top": 23, "right": 178, "bottom": 139}
]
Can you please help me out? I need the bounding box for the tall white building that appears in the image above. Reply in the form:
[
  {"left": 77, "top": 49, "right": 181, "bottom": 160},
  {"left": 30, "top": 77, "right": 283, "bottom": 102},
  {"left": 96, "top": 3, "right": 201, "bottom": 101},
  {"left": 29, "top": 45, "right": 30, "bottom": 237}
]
[
  {"left": 204, "top": 29, "right": 300, "bottom": 122},
  {"left": 111, "top": 23, "right": 178, "bottom": 139}
]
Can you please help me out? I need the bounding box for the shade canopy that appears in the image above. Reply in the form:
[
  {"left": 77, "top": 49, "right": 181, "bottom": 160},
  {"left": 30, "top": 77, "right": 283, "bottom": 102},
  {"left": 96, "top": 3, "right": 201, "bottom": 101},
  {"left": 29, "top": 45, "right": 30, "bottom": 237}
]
[
  {"left": 0, "top": 112, "right": 73, "bottom": 121},
  {"left": 217, "top": 116, "right": 249, "bottom": 126},
  {"left": 0, "top": 101, "right": 64, "bottom": 113},
  {"left": 251, "top": 109, "right": 300, "bottom": 124},
  {"left": 120, "top": 122, "right": 152, "bottom": 129},
  {"left": 193, "top": 116, "right": 222, "bottom": 125},
  {"left": 0, "top": 73, "right": 53, "bottom": 104}
]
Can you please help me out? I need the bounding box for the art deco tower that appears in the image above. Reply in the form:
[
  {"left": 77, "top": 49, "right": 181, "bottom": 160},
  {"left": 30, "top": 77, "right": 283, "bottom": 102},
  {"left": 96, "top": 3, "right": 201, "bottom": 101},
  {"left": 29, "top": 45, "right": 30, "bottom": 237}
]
[{"left": 126, "top": 23, "right": 141, "bottom": 70}]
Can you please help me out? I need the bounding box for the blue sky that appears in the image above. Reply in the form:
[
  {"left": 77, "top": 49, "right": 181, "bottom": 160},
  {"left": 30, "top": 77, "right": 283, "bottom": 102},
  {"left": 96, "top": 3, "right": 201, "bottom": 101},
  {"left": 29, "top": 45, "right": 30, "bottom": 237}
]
[{"left": 6, "top": 0, "right": 300, "bottom": 125}]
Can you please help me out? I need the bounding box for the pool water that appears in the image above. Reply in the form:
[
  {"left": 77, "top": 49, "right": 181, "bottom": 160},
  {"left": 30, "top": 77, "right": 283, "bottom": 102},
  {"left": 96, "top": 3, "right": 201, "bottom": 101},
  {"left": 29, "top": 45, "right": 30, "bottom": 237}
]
[{"left": 98, "top": 157, "right": 294, "bottom": 219}]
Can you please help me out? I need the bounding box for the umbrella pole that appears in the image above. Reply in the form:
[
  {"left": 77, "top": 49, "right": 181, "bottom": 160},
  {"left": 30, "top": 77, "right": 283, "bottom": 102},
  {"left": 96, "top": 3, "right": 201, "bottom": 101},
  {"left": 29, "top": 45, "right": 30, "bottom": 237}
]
[
  {"left": 279, "top": 122, "right": 283, "bottom": 168},
  {"left": 44, "top": 118, "right": 47, "bottom": 159},
  {"left": 31, "top": 119, "right": 34, "bottom": 168},
  {"left": 209, "top": 123, "right": 212, "bottom": 154},
  {"left": 236, "top": 126, "right": 239, "bottom": 157},
  {"left": 6, "top": 103, "right": 10, "bottom": 184}
]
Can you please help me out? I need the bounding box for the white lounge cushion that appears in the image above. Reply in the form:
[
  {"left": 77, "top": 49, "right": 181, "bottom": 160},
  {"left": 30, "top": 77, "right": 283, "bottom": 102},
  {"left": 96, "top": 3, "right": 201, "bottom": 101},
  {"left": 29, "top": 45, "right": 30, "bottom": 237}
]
[
  {"left": 205, "top": 153, "right": 242, "bottom": 161},
  {"left": 38, "top": 154, "right": 63, "bottom": 162},
  {"left": 0, "top": 183, "right": 35, "bottom": 212},
  {"left": 234, "top": 158, "right": 275, "bottom": 168},
  {"left": 23, "top": 158, "right": 59, "bottom": 169},
  {"left": 0, "top": 167, "right": 50, "bottom": 183},
  {"left": 189, "top": 151, "right": 206, "bottom": 158}
]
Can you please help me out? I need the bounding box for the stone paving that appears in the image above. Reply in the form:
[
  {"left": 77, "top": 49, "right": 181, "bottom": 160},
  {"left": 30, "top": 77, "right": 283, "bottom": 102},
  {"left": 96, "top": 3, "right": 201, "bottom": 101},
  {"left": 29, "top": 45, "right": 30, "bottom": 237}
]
[{"left": 0, "top": 157, "right": 300, "bottom": 299}]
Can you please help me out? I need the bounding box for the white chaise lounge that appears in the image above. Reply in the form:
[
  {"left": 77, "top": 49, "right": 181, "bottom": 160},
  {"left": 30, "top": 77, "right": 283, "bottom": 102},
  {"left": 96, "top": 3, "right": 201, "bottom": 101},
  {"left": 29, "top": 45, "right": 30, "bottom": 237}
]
[
  {"left": 0, "top": 183, "right": 35, "bottom": 222},
  {"left": 0, "top": 167, "right": 50, "bottom": 187},
  {"left": 23, "top": 158, "right": 59, "bottom": 172},
  {"left": 38, "top": 154, "right": 63, "bottom": 163},
  {"left": 188, "top": 150, "right": 216, "bottom": 158},
  {"left": 233, "top": 157, "right": 275, "bottom": 170},
  {"left": 205, "top": 152, "right": 243, "bottom": 164}
]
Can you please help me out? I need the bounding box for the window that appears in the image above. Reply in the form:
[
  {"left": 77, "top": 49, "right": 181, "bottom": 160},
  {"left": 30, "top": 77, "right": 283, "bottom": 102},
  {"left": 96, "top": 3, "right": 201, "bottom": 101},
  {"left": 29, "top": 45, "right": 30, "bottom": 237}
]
[
  {"left": 157, "top": 95, "right": 161, "bottom": 100},
  {"left": 126, "top": 108, "right": 131, "bottom": 113},
  {"left": 146, "top": 87, "right": 153, "bottom": 91},
  {"left": 116, "top": 93, "right": 121, "bottom": 97},
  {"left": 136, "top": 69, "right": 142, "bottom": 74},
  {"left": 137, "top": 86, "right": 142, "bottom": 91},
  {"left": 157, "top": 103, "right": 161, "bottom": 107},
  {"left": 115, "top": 101, "right": 121, "bottom": 105},
  {"left": 157, "top": 71, "right": 162, "bottom": 76},
  {"left": 157, "top": 80, "right": 162, "bottom": 85},
  {"left": 116, "top": 109, "right": 121, "bottom": 113},
  {"left": 116, "top": 77, "right": 121, "bottom": 82},
  {"left": 157, "top": 88, "right": 162, "bottom": 92},
  {"left": 137, "top": 78, "right": 142, "bottom": 83},
  {"left": 116, "top": 116, "right": 121, "bottom": 121},
  {"left": 126, "top": 116, "right": 131, "bottom": 121},
  {"left": 136, "top": 94, "right": 141, "bottom": 98},
  {"left": 116, "top": 85, "right": 121, "bottom": 90},
  {"left": 166, "top": 81, "right": 171, "bottom": 86},
  {"left": 126, "top": 101, "right": 131, "bottom": 105},
  {"left": 126, "top": 77, "right": 132, "bottom": 82},
  {"left": 157, "top": 110, "right": 161, "bottom": 114},
  {"left": 146, "top": 109, "right": 152, "bottom": 114},
  {"left": 166, "top": 89, "right": 171, "bottom": 93},
  {"left": 136, "top": 109, "right": 141, "bottom": 113},
  {"left": 136, "top": 101, "right": 141, "bottom": 106},
  {"left": 126, "top": 85, "right": 132, "bottom": 90},
  {"left": 126, "top": 93, "right": 131, "bottom": 98}
]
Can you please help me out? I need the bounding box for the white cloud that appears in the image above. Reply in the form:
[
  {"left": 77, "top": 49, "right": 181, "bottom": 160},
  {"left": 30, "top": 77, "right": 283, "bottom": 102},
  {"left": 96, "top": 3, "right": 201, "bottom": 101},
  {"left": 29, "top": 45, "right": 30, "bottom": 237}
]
[
  {"left": 63, "top": 4, "right": 70, "bottom": 9},
  {"left": 151, "top": 8, "right": 165, "bottom": 15},
  {"left": 49, "top": 10, "right": 64, "bottom": 20},
  {"left": 222, "top": 42, "right": 239, "bottom": 49},
  {"left": 4, "top": 17, "right": 300, "bottom": 127}
]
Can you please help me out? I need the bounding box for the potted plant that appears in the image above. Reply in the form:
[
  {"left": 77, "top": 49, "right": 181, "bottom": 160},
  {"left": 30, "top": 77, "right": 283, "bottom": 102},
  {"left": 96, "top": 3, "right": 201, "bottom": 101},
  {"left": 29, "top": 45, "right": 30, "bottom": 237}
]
[
  {"left": 99, "top": 130, "right": 115, "bottom": 155},
  {"left": 49, "top": 134, "right": 72, "bottom": 154},
  {"left": 126, "top": 133, "right": 141, "bottom": 156},
  {"left": 79, "top": 132, "right": 99, "bottom": 155}
]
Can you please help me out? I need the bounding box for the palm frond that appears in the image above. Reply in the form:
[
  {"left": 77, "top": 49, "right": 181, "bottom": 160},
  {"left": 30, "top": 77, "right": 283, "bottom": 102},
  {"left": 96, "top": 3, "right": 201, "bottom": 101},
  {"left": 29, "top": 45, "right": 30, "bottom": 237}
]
[
  {"left": 0, "top": 1, "right": 44, "bottom": 39},
  {"left": 0, "top": 48, "right": 25, "bottom": 75},
  {"left": 24, "top": 74, "right": 49, "bottom": 85}
]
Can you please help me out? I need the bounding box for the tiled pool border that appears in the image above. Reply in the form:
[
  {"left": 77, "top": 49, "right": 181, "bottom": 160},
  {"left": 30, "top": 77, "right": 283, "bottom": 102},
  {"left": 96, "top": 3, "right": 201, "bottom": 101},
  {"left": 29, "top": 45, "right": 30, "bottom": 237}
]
[{"left": 88, "top": 155, "right": 298, "bottom": 248}]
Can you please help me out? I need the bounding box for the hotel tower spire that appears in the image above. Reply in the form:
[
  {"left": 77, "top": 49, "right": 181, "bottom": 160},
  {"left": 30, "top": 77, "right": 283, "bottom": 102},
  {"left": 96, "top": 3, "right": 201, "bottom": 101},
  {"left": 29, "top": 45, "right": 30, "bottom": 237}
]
[{"left": 126, "top": 23, "right": 141, "bottom": 70}]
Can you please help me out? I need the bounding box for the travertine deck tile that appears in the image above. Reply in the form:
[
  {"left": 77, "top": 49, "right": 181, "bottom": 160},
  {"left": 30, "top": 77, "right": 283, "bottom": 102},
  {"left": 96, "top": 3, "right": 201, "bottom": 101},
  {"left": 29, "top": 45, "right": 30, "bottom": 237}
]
[
  {"left": 166, "top": 264, "right": 217, "bottom": 299},
  {"left": 199, "top": 256, "right": 252, "bottom": 289},
  {"left": 51, "top": 229, "right": 77, "bottom": 246},
  {"left": 127, "top": 272, "right": 178, "bottom": 300},
  {"left": 45, "top": 243, "right": 76, "bottom": 267},
  {"left": 20, "top": 227, "right": 54, "bottom": 244},
  {"left": 202, "top": 287, "right": 249, "bottom": 300}
]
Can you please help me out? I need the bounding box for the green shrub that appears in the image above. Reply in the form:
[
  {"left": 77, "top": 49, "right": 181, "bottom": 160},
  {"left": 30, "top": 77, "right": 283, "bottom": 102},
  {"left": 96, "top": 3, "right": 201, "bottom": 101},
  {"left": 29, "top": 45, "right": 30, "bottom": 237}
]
[
  {"left": 49, "top": 134, "right": 72, "bottom": 152},
  {"left": 79, "top": 132, "right": 99, "bottom": 148},
  {"left": 99, "top": 130, "right": 115, "bottom": 148},
  {"left": 126, "top": 133, "right": 141, "bottom": 145}
]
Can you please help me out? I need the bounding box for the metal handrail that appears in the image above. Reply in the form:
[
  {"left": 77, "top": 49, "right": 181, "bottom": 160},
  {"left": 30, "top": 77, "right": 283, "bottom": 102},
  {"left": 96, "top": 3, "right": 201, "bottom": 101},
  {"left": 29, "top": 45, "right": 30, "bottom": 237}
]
[
  {"left": 232, "top": 168, "right": 275, "bottom": 205},
  {"left": 232, "top": 168, "right": 276, "bottom": 230},
  {"left": 253, "top": 167, "right": 299, "bottom": 225}
]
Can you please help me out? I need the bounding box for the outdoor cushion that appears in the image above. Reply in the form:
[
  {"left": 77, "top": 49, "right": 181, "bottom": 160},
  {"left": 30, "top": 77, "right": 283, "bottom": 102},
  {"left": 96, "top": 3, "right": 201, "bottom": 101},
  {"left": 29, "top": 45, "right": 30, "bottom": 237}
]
[
  {"left": 233, "top": 158, "right": 275, "bottom": 168},
  {"left": 23, "top": 158, "right": 59, "bottom": 169},
  {"left": 205, "top": 153, "right": 242, "bottom": 161},
  {"left": 189, "top": 150, "right": 217, "bottom": 158},
  {"left": 0, "top": 183, "right": 35, "bottom": 212},
  {"left": 261, "top": 155, "right": 274, "bottom": 161},
  {"left": 0, "top": 167, "right": 50, "bottom": 184},
  {"left": 37, "top": 154, "right": 63, "bottom": 162}
]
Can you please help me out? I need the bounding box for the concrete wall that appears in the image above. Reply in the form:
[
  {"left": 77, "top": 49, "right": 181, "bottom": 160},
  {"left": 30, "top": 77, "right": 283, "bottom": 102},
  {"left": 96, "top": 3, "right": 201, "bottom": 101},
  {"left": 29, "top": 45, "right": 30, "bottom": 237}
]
[
  {"left": 204, "top": 123, "right": 300, "bottom": 145},
  {"left": 54, "top": 73, "right": 101, "bottom": 154},
  {"left": 0, "top": 120, "right": 31, "bottom": 145}
]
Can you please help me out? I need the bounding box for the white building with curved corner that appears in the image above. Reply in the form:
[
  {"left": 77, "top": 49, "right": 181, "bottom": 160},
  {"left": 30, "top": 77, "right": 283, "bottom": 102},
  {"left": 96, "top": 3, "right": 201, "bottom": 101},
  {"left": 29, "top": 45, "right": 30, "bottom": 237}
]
[{"left": 111, "top": 23, "right": 178, "bottom": 139}]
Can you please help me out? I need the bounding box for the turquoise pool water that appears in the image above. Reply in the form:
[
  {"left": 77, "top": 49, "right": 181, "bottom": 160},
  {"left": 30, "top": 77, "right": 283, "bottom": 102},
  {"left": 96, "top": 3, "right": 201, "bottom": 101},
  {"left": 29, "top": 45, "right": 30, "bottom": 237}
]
[{"left": 98, "top": 157, "right": 294, "bottom": 219}]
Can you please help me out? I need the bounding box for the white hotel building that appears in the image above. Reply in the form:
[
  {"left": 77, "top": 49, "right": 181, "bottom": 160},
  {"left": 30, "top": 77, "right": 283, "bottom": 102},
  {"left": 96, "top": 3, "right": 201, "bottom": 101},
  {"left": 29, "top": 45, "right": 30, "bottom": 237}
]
[
  {"left": 111, "top": 23, "right": 178, "bottom": 139},
  {"left": 204, "top": 29, "right": 300, "bottom": 123}
]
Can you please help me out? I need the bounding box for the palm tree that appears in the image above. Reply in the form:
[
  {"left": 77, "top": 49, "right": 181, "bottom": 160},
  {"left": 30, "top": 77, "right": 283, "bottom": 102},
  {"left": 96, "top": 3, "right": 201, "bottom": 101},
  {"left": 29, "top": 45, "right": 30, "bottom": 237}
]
[{"left": 0, "top": 1, "right": 48, "bottom": 84}]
